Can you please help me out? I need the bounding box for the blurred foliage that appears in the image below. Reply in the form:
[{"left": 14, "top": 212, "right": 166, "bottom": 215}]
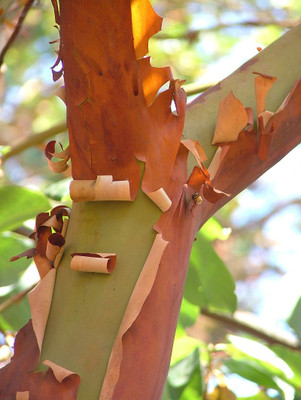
[{"left": 0, "top": 0, "right": 301, "bottom": 398}]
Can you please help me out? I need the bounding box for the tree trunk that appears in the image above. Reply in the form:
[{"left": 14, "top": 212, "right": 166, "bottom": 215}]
[{"left": 0, "top": 1, "right": 300, "bottom": 399}]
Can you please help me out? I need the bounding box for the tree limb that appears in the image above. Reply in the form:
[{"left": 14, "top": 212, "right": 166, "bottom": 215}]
[
  {"left": 232, "top": 198, "right": 301, "bottom": 234},
  {"left": 0, "top": 121, "right": 66, "bottom": 162},
  {"left": 0, "top": 282, "right": 37, "bottom": 314},
  {"left": 201, "top": 308, "right": 301, "bottom": 352},
  {"left": 0, "top": 0, "right": 35, "bottom": 68},
  {"left": 155, "top": 19, "right": 301, "bottom": 41}
]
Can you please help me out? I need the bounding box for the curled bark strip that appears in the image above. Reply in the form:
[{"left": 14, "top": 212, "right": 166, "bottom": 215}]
[
  {"left": 253, "top": 72, "right": 277, "bottom": 115},
  {"left": 171, "top": 79, "right": 187, "bottom": 117},
  {"left": 10, "top": 206, "right": 70, "bottom": 278},
  {"left": 138, "top": 57, "right": 172, "bottom": 107},
  {"left": 146, "top": 188, "right": 172, "bottom": 212},
  {"left": 70, "top": 253, "right": 117, "bottom": 274},
  {"left": 212, "top": 91, "right": 248, "bottom": 145},
  {"left": 28, "top": 268, "right": 57, "bottom": 352},
  {"left": 46, "top": 233, "right": 66, "bottom": 262},
  {"left": 55, "top": 86, "right": 66, "bottom": 104},
  {"left": 50, "top": 53, "right": 63, "bottom": 82},
  {"left": 33, "top": 254, "right": 52, "bottom": 280},
  {"left": 43, "top": 360, "right": 76, "bottom": 383},
  {"left": 207, "top": 146, "right": 229, "bottom": 180},
  {"left": 186, "top": 165, "right": 229, "bottom": 205},
  {"left": 245, "top": 107, "right": 254, "bottom": 131},
  {"left": 99, "top": 234, "right": 169, "bottom": 400},
  {"left": 16, "top": 391, "right": 30, "bottom": 400},
  {"left": 70, "top": 176, "right": 131, "bottom": 202},
  {"left": 181, "top": 139, "right": 207, "bottom": 166},
  {"left": 51, "top": 0, "right": 60, "bottom": 25},
  {"left": 10, "top": 248, "right": 36, "bottom": 262},
  {"left": 45, "top": 141, "right": 70, "bottom": 173},
  {"left": 131, "top": 0, "right": 162, "bottom": 59},
  {"left": 258, "top": 118, "right": 276, "bottom": 161},
  {"left": 0, "top": 321, "right": 80, "bottom": 399}
]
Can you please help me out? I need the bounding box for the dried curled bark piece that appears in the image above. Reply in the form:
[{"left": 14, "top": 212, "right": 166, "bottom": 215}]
[
  {"left": 10, "top": 206, "right": 70, "bottom": 278},
  {"left": 45, "top": 140, "right": 70, "bottom": 173},
  {"left": 70, "top": 253, "right": 117, "bottom": 274}
]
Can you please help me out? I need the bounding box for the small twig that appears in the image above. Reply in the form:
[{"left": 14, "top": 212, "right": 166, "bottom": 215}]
[
  {"left": 183, "top": 82, "right": 214, "bottom": 97},
  {"left": 232, "top": 198, "right": 301, "bottom": 234},
  {"left": 0, "top": 0, "right": 35, "bottom": 67},
  {"left": 155, "top": 19, "right": 300, "bottom": 41},
  {"left": 1, "top": 121, "right": 66, "bottom": 162},
  {"left": 0, "top": 282, "right": 37, "bottom": 314},
  {"left": 201, "top": 308, "right": 301, "bottom": 352}
]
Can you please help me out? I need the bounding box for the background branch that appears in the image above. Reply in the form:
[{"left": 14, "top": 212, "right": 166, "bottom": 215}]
[
  {"left": 0, "top": 282, "right": 37, "bottom": 314},
  {"left": 0, "top": 121, "right": 66, "bottom": 163},
  {"left": 155, "top": 19, "right": 300, "bottom": 41},
  {"left": 0, "top": 0, "right": 35, "bottom": 68},
  {"left": 201, "top": 308, "right": 301, "bottom": 352}
]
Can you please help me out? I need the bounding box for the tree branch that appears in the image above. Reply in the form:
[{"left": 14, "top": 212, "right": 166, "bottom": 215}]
[
  {"left": 0, "top": 0, "right": 35, "bottom": 67},
  {"left": 201, "top": 308, "right": 301, "bottom": 352},
  {"left": 183, "top": 82, "right": 214, "bottom": 97},
  {"left": 0, "top": 121, "right": 66, "bottom": 162},
  {"left": 184, "top": 24, "right": 301, "bottom": 169},
  {"left": 232, "top": 198, "right": 301, "bottom": 234},
  {"left": 0, "top": 282, "right": 37, "bottom": 314},
  {"left": 155, "top": 19, "right": 301, "bottom": 41}
]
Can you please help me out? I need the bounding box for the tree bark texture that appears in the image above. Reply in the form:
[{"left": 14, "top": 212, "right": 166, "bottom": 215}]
[{"left": 0, "top": 2, "right": 300, "bottom": 400}]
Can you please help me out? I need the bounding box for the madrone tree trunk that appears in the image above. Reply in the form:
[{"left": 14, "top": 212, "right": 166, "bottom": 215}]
[{"left": 1, "top": 1, "right": 301, "bottom": 399}]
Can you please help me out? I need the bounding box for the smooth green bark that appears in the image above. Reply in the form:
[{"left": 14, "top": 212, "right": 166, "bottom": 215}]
[{"left": 40, "top": 187, "right": 160, "bottom": 399}]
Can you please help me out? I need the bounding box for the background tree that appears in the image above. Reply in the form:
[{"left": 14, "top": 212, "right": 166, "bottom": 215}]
[{"left": 0, "top": 1, "right": 301, "bottom": 399}]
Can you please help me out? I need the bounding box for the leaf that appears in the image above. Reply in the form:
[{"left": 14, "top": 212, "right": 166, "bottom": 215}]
[
  {"left": 168, "top": 348, "right": 201, "bottom": 388},
  {"left": 237, "top": 393, "right": 274, "bottom": 400},
  {"left": 184, "top": 231, "right": 237, "bottom": 314},
  {"left": 227, "top": 335, "right": 293, "bottom": 379},
  {"left": 162, "top": 369, "right": 203, "bottom": 400},
  {"left": 0, "top": 186, "right": 51, "bottom": 232},
  {"left": 201, "top": 217, "right": 231, "bottom": 241},
  {"left": 178, "top": 297, "right": 199, "bottom": 328},
  {"left": 0, "top": 286, "right": 31, "bottom": 331},
  {"left": 43, "top": 178, "right": 71, "bottom": 201},
  {"left": 224, "top": 359, "right": 283, "bottom": 394},
  {"left": 287, "top": 296, "right": 301, "bottom": 339},
  {"left": 170, "top": 335, "right": 201, "bottom": 366},
  {"left": 0, "top": 232, "right": 33, "bottom": 286},
  {"left": 271, "top": 345, "right": 301, "bottom": 389},
  {"left": 163, "top": 348, "right": 203, "bottom": 399}
]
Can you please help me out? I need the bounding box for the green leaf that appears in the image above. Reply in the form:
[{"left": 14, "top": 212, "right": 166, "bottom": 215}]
[
  {"left": 227, "top": 335, "right": 301, "bottom": 391},
  {"left": 184, "top": 232, "right": 237, "bottom": 313},
  {"left": 43, "top": 178, "right": 71, "bottom": 201},
  {"left": 178, "top": 298, "right": 199, "bottom": 328},
  {"left": 237, "top": 392, "right": 272, "bottom": 400},
  {"left": 170, "top": 336, "right": 201, "bottom": 366},
  {"left": 0, "top": 185, "right": 51, "bottom": 232},
  {"left": 224, "top": 359, "right": 283, "bottom": 394},
  {"left": 0, "top": 232, "right": 34, "bottom": 286},
  {"left": 201, "top": 217, "right": 231, "bottom": 241},
  {"left": 271, "top": 345, "right": 301, "bottom": 389},
  {"left": 177, "top": 367, "right": 203, "bottom": 400},
  {"left": 227, "top": 335, "right": 293, "bottom": 379},
  {"left": 168, "top": 348, "right": 201, "bottom": 388},
  {"left": 0, "top": 287, "right": 31, "bottom": 331},
  {"left": 163, "top": 348, "right": 203, "bottom": 400},
  {"left": 288, "top": 296, "right": 301, "bottom": 339}
]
